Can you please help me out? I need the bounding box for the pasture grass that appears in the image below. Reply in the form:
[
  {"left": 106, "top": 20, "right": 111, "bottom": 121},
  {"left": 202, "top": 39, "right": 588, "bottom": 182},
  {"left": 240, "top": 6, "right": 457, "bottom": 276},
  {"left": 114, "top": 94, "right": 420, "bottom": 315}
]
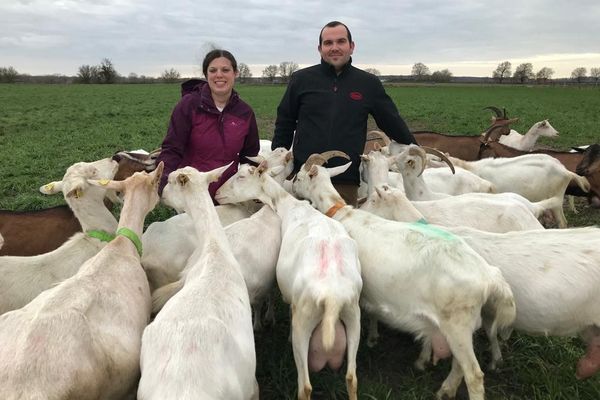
[{"left": 1, "top": 82, "right": 600, "bottom": 399}]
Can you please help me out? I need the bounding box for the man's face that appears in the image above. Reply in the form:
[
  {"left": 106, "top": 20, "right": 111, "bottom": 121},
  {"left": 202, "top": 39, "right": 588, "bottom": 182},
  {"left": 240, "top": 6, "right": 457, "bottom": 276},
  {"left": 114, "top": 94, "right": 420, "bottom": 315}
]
[{"left": 318, "top": 25, "right": 354, "bottom": 71}]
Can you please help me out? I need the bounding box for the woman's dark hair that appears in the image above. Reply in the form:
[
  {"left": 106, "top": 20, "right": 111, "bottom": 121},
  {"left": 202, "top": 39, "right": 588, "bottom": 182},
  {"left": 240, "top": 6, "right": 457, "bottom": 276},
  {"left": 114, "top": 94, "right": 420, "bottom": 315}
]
[
  {"left": 202, "top": 49, "right": 238, "bottom": 76},
  {"left": 319, "top": 21, "right": 352, "bottom": 45}
]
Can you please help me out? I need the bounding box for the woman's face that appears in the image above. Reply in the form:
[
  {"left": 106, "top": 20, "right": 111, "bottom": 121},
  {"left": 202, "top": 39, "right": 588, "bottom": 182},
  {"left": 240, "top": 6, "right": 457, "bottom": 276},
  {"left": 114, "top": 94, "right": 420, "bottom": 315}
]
[{"left": 206, "top": 57, "right": 237, "bottom": 98}]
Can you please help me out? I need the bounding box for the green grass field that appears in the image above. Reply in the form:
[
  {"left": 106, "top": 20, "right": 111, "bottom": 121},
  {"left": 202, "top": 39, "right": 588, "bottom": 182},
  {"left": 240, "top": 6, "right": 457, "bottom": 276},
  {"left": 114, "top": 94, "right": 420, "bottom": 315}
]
[{"left": 1, "top": 83, "right": 600, "bottom": 399}]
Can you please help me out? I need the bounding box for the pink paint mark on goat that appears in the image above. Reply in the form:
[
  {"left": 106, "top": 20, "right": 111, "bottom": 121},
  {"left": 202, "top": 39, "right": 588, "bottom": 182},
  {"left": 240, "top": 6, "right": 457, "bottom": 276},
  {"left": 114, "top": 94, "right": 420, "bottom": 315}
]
[
  {"left": 318, "top": 241, "right": 329, "bottom": 278},
  {"left": 333, "top": 241, "right": 344, "bottom": 275}
]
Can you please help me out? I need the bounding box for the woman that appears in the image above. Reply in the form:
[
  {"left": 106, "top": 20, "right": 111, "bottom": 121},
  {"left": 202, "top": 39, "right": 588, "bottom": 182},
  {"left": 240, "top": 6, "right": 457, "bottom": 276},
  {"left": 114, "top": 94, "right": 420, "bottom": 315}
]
[{"left": 157, "top": 49, "right": 260, "bottom": 202}]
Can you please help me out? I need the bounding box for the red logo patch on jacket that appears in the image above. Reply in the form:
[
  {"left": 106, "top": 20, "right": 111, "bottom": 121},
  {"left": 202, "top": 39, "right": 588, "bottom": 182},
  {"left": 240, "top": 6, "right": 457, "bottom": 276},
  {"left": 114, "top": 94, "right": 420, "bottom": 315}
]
[{"left": 350, "top": 91, "right": 363, "bottom": 100}]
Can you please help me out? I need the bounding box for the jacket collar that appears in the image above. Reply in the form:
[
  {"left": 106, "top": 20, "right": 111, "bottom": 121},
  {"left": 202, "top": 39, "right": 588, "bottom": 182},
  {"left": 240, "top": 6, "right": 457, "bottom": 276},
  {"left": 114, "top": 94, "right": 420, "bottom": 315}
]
[
  {"left": 183, "top": 79, "right": 239, "bottom": 114},
  {"left": 319, "top": 57, "right": 353, "bottom": 77}
]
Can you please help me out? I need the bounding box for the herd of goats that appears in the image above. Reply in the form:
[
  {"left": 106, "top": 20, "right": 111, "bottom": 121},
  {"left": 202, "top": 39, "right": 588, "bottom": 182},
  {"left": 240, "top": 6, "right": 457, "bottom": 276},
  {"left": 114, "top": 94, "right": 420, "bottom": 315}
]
[{"left": 0, "top": 105, "right": 599, "bottom": 399}]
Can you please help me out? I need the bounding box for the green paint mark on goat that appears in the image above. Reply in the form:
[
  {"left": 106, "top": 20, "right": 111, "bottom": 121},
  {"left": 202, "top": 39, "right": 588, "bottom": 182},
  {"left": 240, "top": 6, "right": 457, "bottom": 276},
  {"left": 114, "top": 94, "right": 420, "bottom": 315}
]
[{"left": 409, "top": 219, "right": 457, "bottom": 241}]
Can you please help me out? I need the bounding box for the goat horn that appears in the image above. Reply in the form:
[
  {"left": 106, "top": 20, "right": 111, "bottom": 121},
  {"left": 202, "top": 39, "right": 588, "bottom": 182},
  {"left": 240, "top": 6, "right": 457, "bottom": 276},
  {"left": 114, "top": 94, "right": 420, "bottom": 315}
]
[
  {"left": 407, "top": 146, "right": 428, "bottom": 177},
  {"left": 366, "top": 130, "right": 391, "bottom": 146},
  {"left": 483, "top": 106, "right": 503, "bottom": 117},
  {"left": 422, "top": 146, "right": 455, "bottom": 175},
  {"left": 483, "top": 124, "right": 509, "bottom": 143},
  {"left": 304, "top": 151, "right": 350, "bottom": 171},
  {"left": 320, "top": 150, "right": 351, "bottom": 161},
  {"left": 303, "top": 154, "right": 328, "bottom": 171}
]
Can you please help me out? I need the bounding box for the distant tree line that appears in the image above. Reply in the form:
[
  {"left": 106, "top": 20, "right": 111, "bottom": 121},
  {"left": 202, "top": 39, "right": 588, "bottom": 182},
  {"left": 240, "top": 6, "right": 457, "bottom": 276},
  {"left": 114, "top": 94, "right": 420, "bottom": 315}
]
[{"left": 2, "top": 59, "right": 600, "bottom": 85}]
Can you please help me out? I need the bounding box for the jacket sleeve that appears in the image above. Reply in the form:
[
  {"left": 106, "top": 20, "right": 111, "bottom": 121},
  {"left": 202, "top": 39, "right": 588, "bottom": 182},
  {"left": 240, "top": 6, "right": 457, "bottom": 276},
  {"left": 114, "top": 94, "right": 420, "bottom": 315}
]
[
  {"left": 156, "top": 96, "right": 194, "bottom": 194},
  {"left": 370, "top": 79, "right": 417, "bottom": 145},
  {"left": 239, "top": 111, "right": 260, "bottom": 164},
  {"left": 272, "top": 74, "right": 299, "bottom": 150}
]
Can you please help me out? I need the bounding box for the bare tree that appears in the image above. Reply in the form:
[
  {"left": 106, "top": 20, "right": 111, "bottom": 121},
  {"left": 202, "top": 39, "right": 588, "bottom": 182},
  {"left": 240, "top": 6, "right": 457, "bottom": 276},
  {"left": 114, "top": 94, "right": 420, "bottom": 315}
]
[
  {"left": 76, "top": 65, "right": 99, "bottom": 84},
  {"left": 0, "top": 66, "right": 19, "bottom": 83},
  {"left": 238, "top": 63, "right": 252, "bottom": 83},
  {"left": 98, "top": 58, "right": 118, "bottom": 84},
  {"left": 571, "top": 67, "right": 587, "bottom": 84},
  {"left": 161, "top": 68, "right": 181, "bottom": 83},
  {"left": 279, "top": 61, "right": 299, "bottom": 83},
  {"left": 431, "top": 69, "right": 453, "bottom": 83},
  {"left": 535, "top": 67, "right": 554, "bottom": 84},
  {"left": 365, "top": 68, "right": 381, "bottom": 76},
  {"left": 493, "top": 61, "right": 512, "bottom": 83},
  {"left": 262, "top": 64, "right": 279, "bottom": 83},
  {"left": 590, "top": 67, "right": 600, "bottom": 85},
  {"left": 411, "top": 62, "right": 430, "bottom": 81},
  {"left": 513, "top": 63, "right": 535, "bottom": 84}
]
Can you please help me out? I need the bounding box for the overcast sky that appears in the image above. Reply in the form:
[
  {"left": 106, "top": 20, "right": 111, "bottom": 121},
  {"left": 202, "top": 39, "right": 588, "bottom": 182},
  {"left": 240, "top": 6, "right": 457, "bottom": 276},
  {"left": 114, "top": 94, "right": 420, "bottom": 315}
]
[{"left": 2, "top": 0, "right": 599, "bottom": 79}]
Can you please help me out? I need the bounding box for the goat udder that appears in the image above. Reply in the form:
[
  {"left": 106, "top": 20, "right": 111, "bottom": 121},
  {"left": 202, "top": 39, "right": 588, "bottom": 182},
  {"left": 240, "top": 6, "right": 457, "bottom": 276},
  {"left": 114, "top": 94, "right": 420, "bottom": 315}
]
[
  {"left": 307, "top": 320, "right": 347, "bottom": 372},
  {"left": 432, "top": 332, "right": 452, "bottom": 365},
  {"left": 577, "top": 335, "right": 600, "bottom": 379}
]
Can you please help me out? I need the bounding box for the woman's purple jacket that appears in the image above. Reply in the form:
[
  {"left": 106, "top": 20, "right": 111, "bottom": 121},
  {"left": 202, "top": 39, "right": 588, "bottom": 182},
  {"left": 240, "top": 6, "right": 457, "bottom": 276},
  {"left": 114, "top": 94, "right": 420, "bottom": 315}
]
[{"left": 157, "top": 79, "right": 260, "bottom": 201}]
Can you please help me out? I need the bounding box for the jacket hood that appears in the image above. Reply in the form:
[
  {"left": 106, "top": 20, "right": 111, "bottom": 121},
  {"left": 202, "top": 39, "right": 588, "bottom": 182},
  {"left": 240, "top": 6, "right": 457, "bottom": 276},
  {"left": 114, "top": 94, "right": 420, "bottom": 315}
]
[{"left": 180, "top": 78, "right": 206, "bottom": 97}]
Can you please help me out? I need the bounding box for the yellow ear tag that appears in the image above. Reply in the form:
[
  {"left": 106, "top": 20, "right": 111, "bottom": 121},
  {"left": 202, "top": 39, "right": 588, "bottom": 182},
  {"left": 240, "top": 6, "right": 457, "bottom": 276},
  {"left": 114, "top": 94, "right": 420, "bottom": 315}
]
[
  {"left": 98, "top": 179, "right": 110, "bottom": 186},
  {"left": 44, "top": 183, "right": 55, "bottom": 192}
]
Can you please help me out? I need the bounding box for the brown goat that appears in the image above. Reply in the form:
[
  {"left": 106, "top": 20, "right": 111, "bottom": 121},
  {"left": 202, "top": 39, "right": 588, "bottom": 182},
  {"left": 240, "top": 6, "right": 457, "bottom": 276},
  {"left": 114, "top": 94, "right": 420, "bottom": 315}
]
[{"left": 0, "top": 150, "right": 159, "bottom": 256}]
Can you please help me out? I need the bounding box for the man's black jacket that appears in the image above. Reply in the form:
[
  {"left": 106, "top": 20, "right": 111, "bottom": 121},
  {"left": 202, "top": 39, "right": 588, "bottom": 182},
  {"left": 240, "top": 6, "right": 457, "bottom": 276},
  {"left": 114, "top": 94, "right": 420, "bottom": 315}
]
[{"left": 272, "top": 59, "right": 416, "bottom": 185}]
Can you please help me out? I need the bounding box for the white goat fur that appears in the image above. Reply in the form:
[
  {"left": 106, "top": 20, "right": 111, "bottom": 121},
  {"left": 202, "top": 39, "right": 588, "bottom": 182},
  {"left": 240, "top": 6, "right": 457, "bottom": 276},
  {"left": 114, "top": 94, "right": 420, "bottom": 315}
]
[
  {"left": 448, "top": 152, "right": 590, "bottom": 228},
  {"left": 142, "top": 201, "right": 264, "bottom": 291},
  {"left": 138, "top": 165, "right": 258, "bottom": 400},
  {"left": 499, "top": 120, "right": 559, "bottom": 151},
  {"left": 360, "top": 150, "right": 544, "bottom": 232},
  {"left": 0, "top": 158, "right": 119, "bottom": 315},
  {"left": 441, "top": 225, "right": 600, "bottom": 376},
  {"left": 0, "top": 165, "right": 162, "bottom": 399},
  {"left": 361, "top": 152, "right": 495, "bottom": 197},
  {"left": 148, "top": 205, "right": 281, "bottom": 331},
  {"left": 215, "top": 164, "right": 363, "bottom": 400},
  {"left": 291, "top": 161, "right": 516, "bottom": 400}
]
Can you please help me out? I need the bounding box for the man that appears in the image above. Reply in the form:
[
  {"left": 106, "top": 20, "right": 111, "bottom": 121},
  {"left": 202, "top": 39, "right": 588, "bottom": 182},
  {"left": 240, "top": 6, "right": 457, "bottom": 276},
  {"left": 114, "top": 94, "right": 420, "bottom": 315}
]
[{"left": 272, "top": 20, "right": 416, "bottom": 206}]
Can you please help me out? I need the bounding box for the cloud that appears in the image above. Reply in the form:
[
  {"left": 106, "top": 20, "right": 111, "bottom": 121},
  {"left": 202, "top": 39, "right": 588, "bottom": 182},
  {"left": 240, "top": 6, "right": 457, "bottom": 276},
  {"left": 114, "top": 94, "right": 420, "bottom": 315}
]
[{"left": 1, "top": 0, "right": 599, "bottom": 77}]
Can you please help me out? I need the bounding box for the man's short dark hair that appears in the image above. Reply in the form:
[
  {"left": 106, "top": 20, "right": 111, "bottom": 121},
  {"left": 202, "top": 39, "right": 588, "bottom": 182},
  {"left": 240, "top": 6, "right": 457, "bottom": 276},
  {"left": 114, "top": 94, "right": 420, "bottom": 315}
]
[{"left": 319, "top": 21, "right": 352, "bottom": 45}]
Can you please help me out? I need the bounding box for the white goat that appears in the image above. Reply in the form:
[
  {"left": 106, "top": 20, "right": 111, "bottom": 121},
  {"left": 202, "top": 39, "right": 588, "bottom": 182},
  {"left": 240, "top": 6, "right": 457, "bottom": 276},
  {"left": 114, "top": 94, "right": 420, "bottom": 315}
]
[
  {"left": 215, "top": 157, "right": 363, "bottom": 400},
  {"left": 0, "top": 158, "right": 119, "bottom": 315},
  {"left": 361, "top": 149, "right": 495, "bottom": 198},
  {"left": 0, "top": 164, "right": 163, "bottom": 400},
  {"left": 138, "top": 165, "right": 258, "bottom": 400},
  {"left": 290, "top": 155, "right": 516, "bottom": 400},
  {"left": 361, "top": 183, "right": 545, "bottom": 232},
  {"left": 142, "top": 201, "right": 265, "bottom": 291},
  {"left": 447, "top": 152, "right": 590, "bottom": 228},
  {"left": 499, "top": 120, "right": 559, "bottom": 151},
  {"left": 149, "top": 204, "right": 281, "bottom": 331},
  {"left": 439, "top": 225, "right": 600, "bottom": 378}
]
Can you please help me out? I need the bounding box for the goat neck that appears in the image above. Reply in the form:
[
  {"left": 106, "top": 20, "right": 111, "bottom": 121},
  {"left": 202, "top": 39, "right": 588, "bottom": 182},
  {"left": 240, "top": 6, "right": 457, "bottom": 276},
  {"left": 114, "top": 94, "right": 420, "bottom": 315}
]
[
  {"left": 113, "top": 180, "right": 156, "bottom": 258},
  {"left": 67, "top": 192, "right": 117, "bottom": 234}
]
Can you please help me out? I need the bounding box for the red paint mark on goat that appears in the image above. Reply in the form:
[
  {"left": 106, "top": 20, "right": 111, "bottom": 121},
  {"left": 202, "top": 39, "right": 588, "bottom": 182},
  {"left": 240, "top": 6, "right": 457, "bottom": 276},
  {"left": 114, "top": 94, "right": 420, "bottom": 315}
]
[
  {"left": 333, "top": 242, "right": 344, "bottom": 275},
  {"left": 318, "top": 241, "right": 329, "bottom": 278}
]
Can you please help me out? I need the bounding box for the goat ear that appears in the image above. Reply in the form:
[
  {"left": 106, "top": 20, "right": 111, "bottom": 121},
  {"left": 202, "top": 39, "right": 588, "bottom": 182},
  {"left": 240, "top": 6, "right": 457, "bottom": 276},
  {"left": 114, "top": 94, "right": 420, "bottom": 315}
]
[
  {"left": 327, "top": 162, "right": 352, "bottom": 178},
  {"left": 66, "top": 184, "right": 85, "bottom": 199},
  {"left": 207, "top": 162, "right": 233, "bottom": 183},
  {"left": 308, "top": 165, "right": 319, "bottom": 178},
  {"left": 176, "top": 173, "right": 190, "bottom": 187},
  {"left": 88, "top": 179, "right": 125, "bottom": 192},
  {"left": 256, "top": 161, "right": 268, "bottom": 175},
  {"left": 284, "top": 151, "right": 293, "bottom": 162},
  {"left": 360, "top": 154, "right": 369, "bottom": 162},
  {"left": 374, "top": 142, "right": 381, "bottom": 151},
  {"left": 246, "top": 155, "right": 264, "bottom": 164},
  {"left": 39, "top": 180, "right": 63, "bottom": 195},
  {"left": 152, "top": 161, "right": 164, "bottom": 186}
]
